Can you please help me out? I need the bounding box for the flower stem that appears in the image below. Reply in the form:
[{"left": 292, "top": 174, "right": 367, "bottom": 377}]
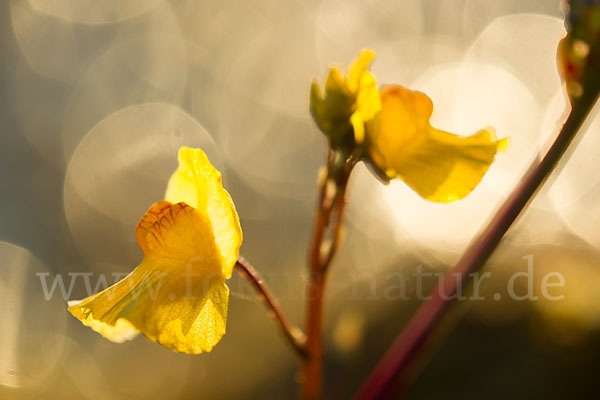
[
  {"left": 355, "top": 93, "right": 599, "bottom": 399},
  {"left": 302, "top": 149, "right": 354, "bottom": 400},
  {"left": 303, "top": 269, "right": 326, "bottom": 400},
  {"left": 235, "top": 257, "right": 308, "bottom": 359}
]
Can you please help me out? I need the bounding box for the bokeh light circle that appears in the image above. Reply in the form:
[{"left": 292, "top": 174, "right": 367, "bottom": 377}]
[
  {"left": 63, "top": 103, "right": 221, "bottom": 266},
  {"left": 61, "top": 34, "right": 190, "bottom": 162},
  {"left": 0, "top": 241, "right": 66, "bottom": 389},
  {"left": 28, "top": 0, "right": 166, "bottom": 25}
]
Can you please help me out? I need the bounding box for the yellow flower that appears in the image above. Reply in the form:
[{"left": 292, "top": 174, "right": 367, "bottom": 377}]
[
  {"left": 310, "top": 49, "right": 381, "bottom": 146},
  {"left": 68, "top": 147, "right": 242, "bottom": 354},
  {"left": 311, "top": 49, "right": 508, "bottom": 203},
  {"left": 366, "top": 86, "right": 508, "bottom": 203}
]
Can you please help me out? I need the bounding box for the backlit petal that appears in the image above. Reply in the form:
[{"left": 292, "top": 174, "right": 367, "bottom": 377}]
[
  {"left": 355, "top": 71, "right": 381, "bottom": 122},
  {"left": 68, "top": 202, "right": 230, "bottom": 354},
  {"left": 368, "top": 86, "right": 507, "bottom": 202},
  {"left": 352, "top": 70, "right": 381, "bottom": 144},
  {"left": 347, "top": 49, "right": 375, "bottom": 93},
  {"left": 67, "top": 298, "right": 139, "bottom": 343},
  {"left": 136, "top": 275, "right": 228, "bottom": 354},
  {"left": 165, "top": 147, "right": 242, "bottom": 278}
]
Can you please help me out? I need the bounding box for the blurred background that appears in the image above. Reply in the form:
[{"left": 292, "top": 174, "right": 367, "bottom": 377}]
[{"left": 1, "top": 0, "right": 600, "bottom": 398}]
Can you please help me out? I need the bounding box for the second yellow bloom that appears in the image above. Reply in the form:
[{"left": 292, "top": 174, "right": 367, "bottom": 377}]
[{"left": 310, "top": 50, "right": 508, "bottom": 203}]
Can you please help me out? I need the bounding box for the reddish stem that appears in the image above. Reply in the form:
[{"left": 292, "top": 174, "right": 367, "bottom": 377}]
[
  {"left": 302, "top": 150, "right": 354, "bottom": 400},
  {"left": 355, "top": 95, "right": 598, "bottom": 399},
  {"left": 235, "top": 257, "right": 307, "bottom": 359}
]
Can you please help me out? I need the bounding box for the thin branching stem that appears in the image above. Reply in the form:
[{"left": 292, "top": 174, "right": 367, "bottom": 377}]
[
  {"left": 235, "top": 257, "right": 308, "bottom": 360},
  {"left": 302, "top": 149, "right": 355, "bottom": 400}
]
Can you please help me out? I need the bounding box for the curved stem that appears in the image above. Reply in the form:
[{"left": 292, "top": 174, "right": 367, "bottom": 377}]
[
  {"left": 355, "top": 95, "right": 599, "bottom": 399},
  {"left": 235, "top": 257, "right": 307, "bottom": 359}
]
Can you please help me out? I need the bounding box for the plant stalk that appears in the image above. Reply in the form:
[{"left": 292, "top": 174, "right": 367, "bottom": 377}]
[
  {"left": 235, "top": 257, "right": 307, "bottom": 359},
  {"left": 355, "top": 93, "right": 599, "bottom": 399},
  {"left": 302, "top": 149, "right": 354, "bottom": 400}
]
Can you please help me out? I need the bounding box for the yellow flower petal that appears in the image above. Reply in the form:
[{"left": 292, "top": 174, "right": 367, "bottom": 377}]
[
  {"left": 165, "top": 147, "right": 242, "bottom": 278},
  {"left": 67, "top": 299, "right": 139, "bottom": 343},
  {"left": 351, "top": 70, "right": 381, "bottom": 144},
  {"left": 355, "top": 71, "right": 380, "bottom": 122},
  {"left": 68, "top": 202, "right": 230, "bottom": 354},
  {"left": 347, "top": 49, "right": 375, "bottom": 93},
  {"left": 350, "top": 112, "right": 365, "bottom": 145},
  {"left": 310, "top": 49, "right": 381, "bottom": 146},
  {"left": 141, "top": 274, "right": 228, "bottom": 354},
  {"left": 367, "top": 86, "right": 507, "bottom": 202},
  {"left": 135, "top": 200, "right": 173, "bottom": 253}
]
